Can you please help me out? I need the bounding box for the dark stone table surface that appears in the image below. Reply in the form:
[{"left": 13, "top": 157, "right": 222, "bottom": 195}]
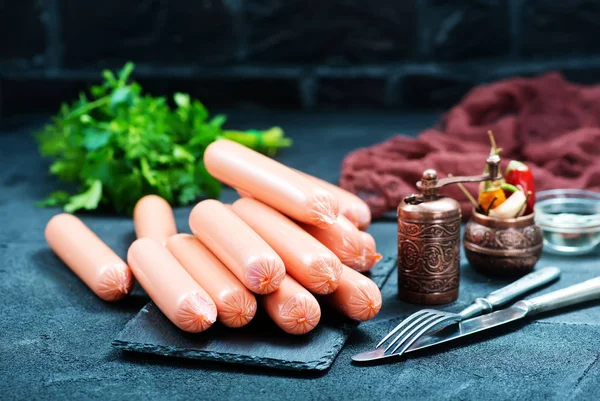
[{"left": 1, "top": 111, "right": 599, "bottom": 401}]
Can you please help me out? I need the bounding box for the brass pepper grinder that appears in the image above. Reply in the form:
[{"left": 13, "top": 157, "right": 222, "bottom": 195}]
[{"left": 397, "top": 154, "right": 501, "bottom": 305}]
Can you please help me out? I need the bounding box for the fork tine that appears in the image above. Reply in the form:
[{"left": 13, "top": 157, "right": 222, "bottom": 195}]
[
  {"left": 388, "top": 314, "right": 446, "bottom": 355},
  {"left": 376, "top": 310, "right": 433, "bottom": 348},
  {"left": 383, "top": 312, "right": 439, "bottom": 352},
  {"left": 391, "top": 314, "right": 459, "bottom": 355}
]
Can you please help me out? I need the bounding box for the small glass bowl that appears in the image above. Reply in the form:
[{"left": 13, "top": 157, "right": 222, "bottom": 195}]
[{"left": 535, "top": 189, "right": 600, "bottom": 255}]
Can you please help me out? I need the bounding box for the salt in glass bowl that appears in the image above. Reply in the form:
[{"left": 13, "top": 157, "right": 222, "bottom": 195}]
[{"left": 534, "top": 189, "right": 600, "bottom": 255}]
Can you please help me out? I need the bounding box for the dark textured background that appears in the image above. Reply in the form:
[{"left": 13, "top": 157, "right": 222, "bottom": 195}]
[
  {"left": 2, "top": 0, "right": 600, "bottom": 118},
  {"left": 3, "top": 3, "right": 600, "bottom": 399},
  {"left": 1, "top": 112, "right": 600, "bottom": 400}
]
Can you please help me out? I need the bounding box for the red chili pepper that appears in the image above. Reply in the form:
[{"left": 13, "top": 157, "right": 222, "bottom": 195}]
[{"left": 505, "top": 160, "right": 535, "bottom": 215}]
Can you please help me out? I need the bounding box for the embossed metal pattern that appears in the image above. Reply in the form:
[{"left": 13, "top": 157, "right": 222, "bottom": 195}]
[
  {"left": 464, "top": 212, "right": 543, "bottom": 276},
  {"left": 398, "top": 219, "right": 461, "bottom": 302},
  {"left": 464, "top": 241, "right": 543, "bottom": 257},
  {"left": 464, "top": 224, "right": 542, "bottom": 250}
]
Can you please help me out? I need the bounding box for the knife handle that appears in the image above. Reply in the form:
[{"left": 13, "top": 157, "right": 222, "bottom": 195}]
[
  {"left": 485, "top": 267, "right": 561, "bottom": 307},
  {"left": 525, "top": 276, "right": 600, "bottom": 315},
  {"left": 459, "top": 267, "right": 561, "bottom": 320}
]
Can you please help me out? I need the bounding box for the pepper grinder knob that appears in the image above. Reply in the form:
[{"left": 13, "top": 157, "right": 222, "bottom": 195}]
[
  {"left": 422, "top": 169, "right": 438, "bottom": 181},
  {"left": 417, "top": 169, "right": 440, "bottom": 197}
]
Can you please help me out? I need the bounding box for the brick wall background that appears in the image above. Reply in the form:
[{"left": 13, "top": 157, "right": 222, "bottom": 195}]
[{"left": 2, "top": 0, "right": 600, "bottom": 117}]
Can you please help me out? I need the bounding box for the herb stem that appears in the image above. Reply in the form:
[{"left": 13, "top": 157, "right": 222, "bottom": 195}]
[
  {"left": 67, "top": 96, "right": 111, "bottom": 119},
  {"left": 448, "top": 174, "right": 479, "bottom": 209}
]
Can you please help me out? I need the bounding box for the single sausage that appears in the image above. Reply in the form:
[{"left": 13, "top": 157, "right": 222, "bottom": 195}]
[
  {"left": 45, "top": 213, "right": 133, "bottom": 302},
  {"left": 262, "top": 275, "right": 321, "bottom": 335},
  {"left": 133, "top": 195, "right": 177, "bottom": 246},
  {"left": 303, "top": 215, "right": 382, "bottom": 272},
  {"left": 128, "top": 238, "right": 217, "bottom": 333},
  {"left": 325, "top": 265, "right": 382, "bottom": 321},
  {"left": 166, "top": 234, "right": 257, "bottom": 328},
  {"left": 296, "top": 171, "right": 371, "bottom": 230},
  {"left": 204, "top": 139, "right": 339, "bottom": 228},
  {"left": 189, "top": 199, "right": 285, "bottom": 294},
  {"left": 232, "top": 198, "right": 342, "bottom": 295}
]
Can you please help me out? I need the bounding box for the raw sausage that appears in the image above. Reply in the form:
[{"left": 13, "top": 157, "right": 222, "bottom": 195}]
[
  {"left": 296, "top": 171, "right": 371, "bottom": 230},
  {"left": 45, "top": 213, "right": 133, "bottom": 302},
  {"left": 303, "top": 215, "right": 382, "bottom": 272},
  {"left": 262, "top": 275, "right": 321, "bottom": 335},
  {"left": 189, "top": 199, "right": 285, "bottom": 294},
  {"left": 189, "top": 199, "right": 285, "bottom": 295},
  {"left": 359, "top": 231, "right": 380, "bottom": 263},
  {"left": 325, "top": 265, "right": 382, "bottom": 321},
  {"left": 133, "top": 195, "right": 177, "bottom": 246},
  {"left": 232, "top": 198, "right": 342, "bottom": 295},
  {"left": 128, "top": 238, "right": 217, "bottom": 333},
  {"left": 204, "top": 139, "right": 339, "bottom": 228},
  {"left": 166, "top": 234, "right": 257, "bottom": 328}
]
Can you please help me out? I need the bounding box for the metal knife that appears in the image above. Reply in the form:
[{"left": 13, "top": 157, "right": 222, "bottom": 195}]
[
  {"left": 450, "top": 266, "right": 562, "bottom": 321},
  {"left": 353, "top": 276, "right": 600, "bottom": 362}
]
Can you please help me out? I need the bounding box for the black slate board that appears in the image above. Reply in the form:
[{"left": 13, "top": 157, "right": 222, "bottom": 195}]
[{"left": 113, "top": 256, "right": 396, "bottom": 371}]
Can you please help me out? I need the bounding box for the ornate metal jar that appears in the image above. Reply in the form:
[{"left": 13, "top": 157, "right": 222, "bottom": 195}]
[
  {"left": 397, "top": 155, "right": 501, "bottom": 305},
  {"left": 398, "top": 194, "right": 462, "bottom": 304},
  {"left": 464, "top": 210, "right": 543, "bottom": 276}
]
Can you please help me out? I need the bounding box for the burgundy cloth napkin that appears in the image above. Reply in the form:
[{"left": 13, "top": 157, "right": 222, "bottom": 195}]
[{"left": 340, "top": 72, "right": 600, "bottom": 219}]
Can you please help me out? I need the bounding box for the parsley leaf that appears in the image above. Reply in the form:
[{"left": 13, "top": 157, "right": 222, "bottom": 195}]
[{"left": 64, "top": 180, "right": 103, "bottom": 213}]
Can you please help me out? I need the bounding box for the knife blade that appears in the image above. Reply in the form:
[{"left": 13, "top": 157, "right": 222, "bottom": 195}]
[
  {"left": 352, "top": 302, "right": 529, "bottom": 362},
  {"left": 352, "top": 276, "right": 600, "bottom": 363}
]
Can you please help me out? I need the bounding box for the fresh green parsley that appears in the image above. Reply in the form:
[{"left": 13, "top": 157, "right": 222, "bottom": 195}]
[{"left": 36, "top": 62, "right": 291, "bottom": 214}]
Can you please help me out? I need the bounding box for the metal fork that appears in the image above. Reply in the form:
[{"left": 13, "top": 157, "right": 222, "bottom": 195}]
[{"left": 377, "top": 266, "right": 561, "bottom": 356}]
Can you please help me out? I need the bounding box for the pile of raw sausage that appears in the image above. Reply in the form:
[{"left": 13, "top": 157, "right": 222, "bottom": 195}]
[{"left": 45, "top": 140, "right": 383, "bottom": 335}]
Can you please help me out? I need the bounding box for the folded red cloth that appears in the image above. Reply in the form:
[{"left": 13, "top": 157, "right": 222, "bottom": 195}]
[{"left": 340, "top": 72, "right": 600, "bottom": 219}]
